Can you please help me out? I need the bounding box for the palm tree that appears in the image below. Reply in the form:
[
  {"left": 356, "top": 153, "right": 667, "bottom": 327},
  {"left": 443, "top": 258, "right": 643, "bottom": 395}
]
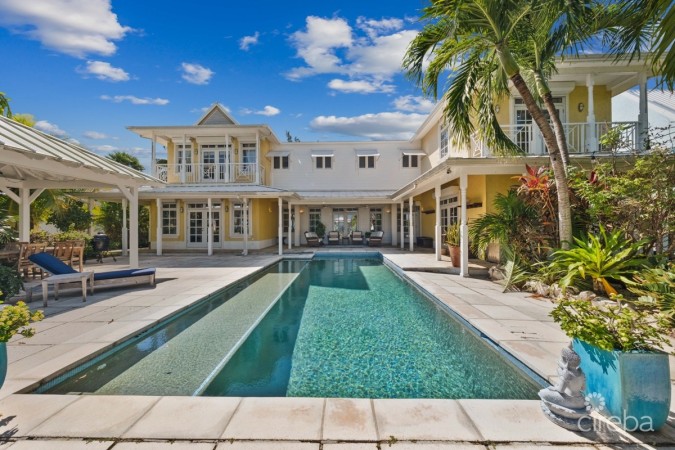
[
  {"left": 404, "top": 0, "right": 573, "bottom": 248},
  {"left": 0, "top": 92, "right": 12, "bottom": 118}
]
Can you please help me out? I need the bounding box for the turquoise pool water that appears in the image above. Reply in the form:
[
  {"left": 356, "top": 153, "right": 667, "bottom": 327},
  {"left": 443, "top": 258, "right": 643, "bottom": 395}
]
[{"left": 40, "top": 257, "right": 543, "bottom": 399}]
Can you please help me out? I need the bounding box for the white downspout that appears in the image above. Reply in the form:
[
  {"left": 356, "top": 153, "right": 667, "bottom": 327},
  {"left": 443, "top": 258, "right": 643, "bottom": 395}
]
[
  {"left": 435, "top": 184, "right": 441, "bottom": 261},
  {"left": 408, "top": 196, "right": 414, "bottom": 252},
  {"left": 207, "top": 197, "right": 213, "bottom": 256},
  {"left": 156, "top": 198, "right": 163, "bottom": 256},
  {"left": 278, "top": 197, "right": 283, "bottom": 256},
  {"left": 460, "top": 174, "right": 469, "bottom": 277}
]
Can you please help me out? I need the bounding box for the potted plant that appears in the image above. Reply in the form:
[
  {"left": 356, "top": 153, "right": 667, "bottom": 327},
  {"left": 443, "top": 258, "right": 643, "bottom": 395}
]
[
  {"left": 551, "top": 295, "right": 671, "bottom": 431},
  {"left": 315, "top": 221, "right": 326, "bottom": 244},
  {"left": 0, "top": 295, "right": 43, "bottom": 388},
  {"left": 446, "top": 223, "right": 461, "bottom": 268}
]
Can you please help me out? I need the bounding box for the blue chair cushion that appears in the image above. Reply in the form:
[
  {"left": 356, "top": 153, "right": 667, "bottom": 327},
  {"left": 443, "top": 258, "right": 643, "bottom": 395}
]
[
  {"left": 93, "top": 268, "right": 156, "bottom": 281},
  {"left": 29, "top": 252, "right": 77, "bottom": 275}
]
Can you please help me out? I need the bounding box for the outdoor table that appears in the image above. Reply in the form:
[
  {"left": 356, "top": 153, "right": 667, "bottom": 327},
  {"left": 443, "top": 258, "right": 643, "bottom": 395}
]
[{"left": 41, "top": 272, "right": 93, "bottom": 307}]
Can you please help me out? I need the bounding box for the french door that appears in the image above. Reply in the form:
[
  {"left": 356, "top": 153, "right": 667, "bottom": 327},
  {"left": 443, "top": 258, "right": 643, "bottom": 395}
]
[
  {"left": 201, "top": 145, "right": 230, "bottom": 182},
  {"left": 514, "top": 97, "right": 566, "bottom": 154},
  {"left": 187, "top": 203, "right": 221, "bottom": 247}
]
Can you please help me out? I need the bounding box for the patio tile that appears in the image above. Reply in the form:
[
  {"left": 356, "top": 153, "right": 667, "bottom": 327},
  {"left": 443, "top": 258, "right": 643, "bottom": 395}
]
[
  {"left": 63, "top": 319, "right": 156, "bottom": 344},
  {"left": 322, "top": 445, "right": 378, "bottom": 450},
  {"left": 123, "top": 396, "right": 240, "bottom": 439},
  {"left": 493, "top": 446, "right": 591, "bottom": 450},
  {"left": 12, "top": 322, "right": 103, "bottom": 345},
  {"left": 222, "top": 397, "right": 324, "bottom": 440},
  {"left": 5, "top": 440, "right": 114, "bottom": 449},
  {"left": 113, "top": 443, "right": 215, "bottom": 450},
  {"left": 389, "top": 445, "right": 487, "bottom": 450},
  {"left": 215, "top": 443, "right": 319, "bottom": 450},
  {"left": 499, "top": 340, "right": 566, "bottom": 380},
  {"left": 445, "top": 304, "right": 490, "bottom": 319},
  {"left": 373, "top": 399, "right": 481, "bottom": 441},
  {"left": 29, "top": 395, "right": 160, "bottom": 438},
  {"left": 471, "top": 305, "right": 533, "bottom": 320},
  {"left": 0, "top": 394, "right": 80, "bottom": 437},
  {"left": 10, "top": 343, "right": 109, "bottom": 380},
  {"left": 6, "top": 344, "right": 51, "bottom": 363},
  {"left": 323, "top": 398, "right": 378, "bottom": 441}
]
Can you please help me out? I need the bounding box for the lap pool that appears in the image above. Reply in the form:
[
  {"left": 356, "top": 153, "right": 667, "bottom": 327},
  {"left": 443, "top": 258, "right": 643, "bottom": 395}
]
[{"left": 37, "top": 254, "right": 545, "bottom": 399}]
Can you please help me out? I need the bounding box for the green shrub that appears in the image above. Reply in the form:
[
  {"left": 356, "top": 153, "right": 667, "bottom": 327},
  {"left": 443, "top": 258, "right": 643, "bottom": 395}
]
[
  {"left": 623, "top": 264, "right": 675, "bottom": 325},
  {"left": 0, "top": 266, "right": 22, "bottom": 301},
  {"left": 0, "top": 301, "right": 44, "bottom": 342},
  {"left": 550, "top": 226, "right": 646, "bottom": 296},
  {"left": 445, "top": 223, "right": 460, "bottom": 247}
]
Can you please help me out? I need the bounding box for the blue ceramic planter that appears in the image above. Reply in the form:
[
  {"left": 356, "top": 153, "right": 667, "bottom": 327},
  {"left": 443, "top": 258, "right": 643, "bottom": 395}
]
[
  {"left": 573, "top": 339, "right": 671, "bottom": 431},
  {"left": 0, "top": 342, "right": 6, "bottom": 389}
]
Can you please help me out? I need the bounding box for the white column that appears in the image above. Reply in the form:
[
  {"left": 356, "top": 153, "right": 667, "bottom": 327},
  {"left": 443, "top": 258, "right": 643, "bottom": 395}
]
[
  {"left": 294, "top": 205, "right": 300, "bottom": 247},
  {"left": 18, "top": 188, "right": 30, "bottom": 242},
  {"left": 255, "top": 130, "right": 261, "bottom": 184},
  {"left": 408, "top": 197, "right": 414, "bottom": 251},
  {"left": 151, "top": 133, "right": 156, "bottom": 177},
  {"left": 278, "top": 197, "right": 283, "bottom": 256},
  {"left": 156, "top": 199, "right": 163, "bottom": 256},
  {"left": 435, "top": 184, "right": 442, "bottom": 261},
  {"left": 88, "top": 199, "right": 95, "bottom": 236},
  {"left": 288, "top": 202, "right": 293, "bottom": 250},
  {"left": 460, "top": 174, "right": 469, "bottom": 277},
  {"left": 638, "top": 72, "right": 648, "bottom": 151},
  {"left": 207, "top": 198, "right": 213, "bottom": 256},
  {"left": 400, "top": 201, "right": 405, "bottom": 249},
  {"left": 181, "top": 134, "right": 187, "bottom": 183},
  {"left": 242, "top": 197, "right": 249, "bottom": 256},
  {"left": 122, "top": 198, "right": 128, "bottom": 257},
  {"left": 129, "top": 187, "right": 139, "bottom": 268},
  {"left": 390, "top": 204, "right": 397, "bottom": 246},
  {"left": 586, "top": 73, "right": 597, "bottom": 153},
  {"left": 225, "top": 133, "right": 231, "bottom": 182}
]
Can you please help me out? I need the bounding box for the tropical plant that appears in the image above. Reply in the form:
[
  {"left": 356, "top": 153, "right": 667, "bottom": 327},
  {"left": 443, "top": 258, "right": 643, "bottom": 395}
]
[
  {"left": 445, "top": 223, "right": 460, "bottom": 247},
  {"left": 469, "top": 190, "right": 546, "bottom": 263},
  {"left": 47, "top": 197, "right": 93, "bottom": 232},
  {"left": 0, "top": 266, "right": 22, "bottom": 301},
  {"left": 550, "top": 226, "right": 647, "bottom": 296},
  {"left": 0, "top": 207, "right": 16, "bottom": 246},
  {"left": 499, "top": 248, "right": 532, "bottom": 292},
  {"left": 515, "top": 164, "right": 557, "bottom": 243},
  {"left": 315, "top": 221, "right": 326, "bottom": 238},
  {"left": 0, "top": 301, "right": 44, "bottom": 342},
  {"left": 12, "top": 113, "right": 35, "bottom": 127},
  {"left": 0, "top": 92, "right": 11, "bottom": 118},
  {"left": 551, "top": 295, "right": 670, "bottom": 352},
  {"left": 623, "top": 264, "right": 675, "bottom": 325},
  {"left": 404, "top": 0, "right": 574, "bottom": 248}
]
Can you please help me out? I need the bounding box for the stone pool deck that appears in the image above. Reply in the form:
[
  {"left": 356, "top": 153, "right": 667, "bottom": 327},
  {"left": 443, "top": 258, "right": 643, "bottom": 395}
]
[{"left": 0, "top": 248, "right": 673, "bottom": 449}]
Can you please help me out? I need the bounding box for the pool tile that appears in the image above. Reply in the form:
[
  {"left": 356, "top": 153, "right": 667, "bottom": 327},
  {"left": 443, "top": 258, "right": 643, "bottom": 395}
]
[
  {"left": 29, "top": 395, "right": 160, "bottom": 438},
  {"left": 5, "top": 440, "right": 114, "bottom": 449},
  {"left": 323, "top": 398, "right": 378, "bottom": 441},
  {"left": 113, "top": 443, "right": 216, "bottom": 450},
  {"left": 222, "top": 397, "right": 324, "bottom": 440},
  {"left": 373, "top": 399, "right": 481, "bottom": 441},
  {"left": 0, "top": 394, "right": 80, "bottom": 437},
  {"left": 215, "top": 442, "right": 319, "bottom": 449},
  {"left": 123, "top": 396, "right": 240, "bottom": 439}
]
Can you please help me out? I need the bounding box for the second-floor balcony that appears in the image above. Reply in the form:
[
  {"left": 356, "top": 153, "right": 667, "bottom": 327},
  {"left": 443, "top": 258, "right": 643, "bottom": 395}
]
[
  {"left": 155, "top": 163, "right": 265, "bottom": 185},
  {"left": 464, "top": 121, "right": 641, "bottom": 158}
]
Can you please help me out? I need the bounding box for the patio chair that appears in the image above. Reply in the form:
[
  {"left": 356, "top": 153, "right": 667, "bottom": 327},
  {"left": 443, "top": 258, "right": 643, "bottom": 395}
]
[
  {"left": 304, "top": 231, "right": 322, "bottom": 247},
  {"left": 28, "top": 252, "right": 156, "bottom": 294},
  {"left": 368, "top": 231, "right": 384, "bottom": 247},
  {"left": 327, "top": 230, "right": 340, "bottom": 245},
  {"left": 17, "top": 242, "right": 47, "bottom": 279},
  {"left": 351, "top": 231, "right": 364, "bottom": 245}
]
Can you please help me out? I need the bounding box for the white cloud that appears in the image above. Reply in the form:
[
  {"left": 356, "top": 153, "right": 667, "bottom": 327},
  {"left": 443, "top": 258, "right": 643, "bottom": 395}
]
[
  {"left": 34, "top": 120, "right": 67, "bottom": 137},
  {"left": 93, "top": 144, "right": 117, "bottom": 152},
  {"left": 80, "top": 60, "right": 129, "bottom": 81},
  {"left": 241, "top": 105, "right": 281, "bottom": 116},
  {"left": 0, "top": 0, "right": 132, "bottom": 57},
  {"left": 180, "top": 63, "right": 214, "bottom": 85},
  {"left": 347, "top": 30, "right": 419, "bottom": 77},
  {"left": 100, "top": 95, "right": 169, "bottom": 105},
  {"left": 83, "top": 130, "right": 108, "bottom": 139},
  {"left": 328, "top": 78, "right": 395, "bottom": 94},
  {"left": 239, "top": 31, "right": 260, "bottom": 51},
  {"left": 356, "top": 17, "right": 404, "bottom": 39},
  {"left": 393, "top": 95, "right": 436, "bottom": 113},
  {"left": 310, "top": 111, "right": 427, "bottom": 140},
  {"left": 286, "top": 16, "right": 352, "bottom": 80}
]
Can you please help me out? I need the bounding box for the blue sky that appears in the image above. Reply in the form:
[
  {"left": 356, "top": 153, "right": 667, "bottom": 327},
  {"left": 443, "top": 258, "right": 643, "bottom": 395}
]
[{"left": 0, "top": 0, "right": 436, "bottom": 170}]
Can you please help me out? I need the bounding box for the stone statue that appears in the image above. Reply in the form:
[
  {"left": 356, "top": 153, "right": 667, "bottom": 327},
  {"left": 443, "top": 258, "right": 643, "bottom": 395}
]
[{"left": 539, "top": 342, "right": 590, "bottom": 431}]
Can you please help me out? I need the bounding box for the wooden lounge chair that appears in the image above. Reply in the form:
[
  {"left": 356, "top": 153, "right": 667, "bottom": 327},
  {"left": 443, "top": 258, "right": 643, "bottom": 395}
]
[
  {"left": 351, "top": 231, "right": 364, "bottom": 245},
  {"left": 17, "top": 242, "right": 47, "bottom": 279},
  {"left": 29, "top": 252, "right": 156, "bottom": 295},
  {"left": 304, "top": 231, "right": 322, "bottom": 247},
  {"left": 368, "top": 231, "right": 384, "bottom": 246},
  {"left": 327, "top": 230, "right": 340, "bottom": 245}
]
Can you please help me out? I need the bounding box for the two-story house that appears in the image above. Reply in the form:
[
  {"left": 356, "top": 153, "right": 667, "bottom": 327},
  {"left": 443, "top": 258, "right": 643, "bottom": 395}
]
[{"left": 128, "top": 54, "right": 656, "bottom": 274}]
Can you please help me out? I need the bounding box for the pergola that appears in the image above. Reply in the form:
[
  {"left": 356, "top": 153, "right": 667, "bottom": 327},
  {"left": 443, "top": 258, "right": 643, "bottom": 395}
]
[{"left": 0, "top": 116, "right": 163, "bottom": 268}]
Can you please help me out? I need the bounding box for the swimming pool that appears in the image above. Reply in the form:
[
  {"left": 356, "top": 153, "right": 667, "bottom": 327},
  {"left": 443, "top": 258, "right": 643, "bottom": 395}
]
[{"left": 39, "top": 255, "right": 544, "bottom": 399}]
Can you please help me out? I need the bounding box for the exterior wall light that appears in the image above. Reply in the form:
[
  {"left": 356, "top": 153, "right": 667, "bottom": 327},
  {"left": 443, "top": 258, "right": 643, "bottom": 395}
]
[{"left": 578, "top": 102, "right": 585, "bottom": 112}]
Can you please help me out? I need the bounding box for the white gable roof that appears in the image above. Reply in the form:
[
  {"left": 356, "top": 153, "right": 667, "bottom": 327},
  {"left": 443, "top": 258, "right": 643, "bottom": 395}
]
[{"left": 196, "top": 104, "right": 239, "bottom": 126}]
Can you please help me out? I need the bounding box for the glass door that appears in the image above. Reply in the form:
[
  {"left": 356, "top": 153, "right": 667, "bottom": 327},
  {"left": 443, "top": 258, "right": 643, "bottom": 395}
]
[{"left": 187, "top": 203, "right": 220, "bottom": 247}]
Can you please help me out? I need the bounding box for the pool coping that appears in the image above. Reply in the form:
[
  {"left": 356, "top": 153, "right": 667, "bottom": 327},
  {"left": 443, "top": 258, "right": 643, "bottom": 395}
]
[{"left": 0, "top": 250, "right": 672, "bottom": 447}]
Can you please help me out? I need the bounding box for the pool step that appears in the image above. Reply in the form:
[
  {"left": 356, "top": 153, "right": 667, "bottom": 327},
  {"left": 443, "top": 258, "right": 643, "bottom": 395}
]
[{"left": 94, "top": 261, "right": 308, "bottom": 396}]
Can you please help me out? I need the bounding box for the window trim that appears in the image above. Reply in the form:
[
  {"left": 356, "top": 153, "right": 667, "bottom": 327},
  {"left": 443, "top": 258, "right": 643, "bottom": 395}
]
[
  {"left": 402, "top": 154, "right": 419, "bottom": 168},
  {"left": 273, "top": 155, "right": 289, "bottom": 169},
  {"left": 230, "top": 200, "right": 253, "bottom": 237},
  {"left": 161, "top": 202, "right": 178, "bottom": 237},
  {"left": 315, "top": 155, "right": 332, "bottom": 169},
  {"left": 358, "top": 155, "right": 375, "bottom": 169}
]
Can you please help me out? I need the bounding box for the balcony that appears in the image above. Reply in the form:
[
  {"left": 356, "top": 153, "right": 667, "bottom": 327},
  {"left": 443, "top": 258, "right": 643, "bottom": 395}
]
[
  {"left": 464, "top": 121, "right": 639, "bottom": 158},
  {"left": 154, "top": 163, "right": 265, "bottom": 185}
]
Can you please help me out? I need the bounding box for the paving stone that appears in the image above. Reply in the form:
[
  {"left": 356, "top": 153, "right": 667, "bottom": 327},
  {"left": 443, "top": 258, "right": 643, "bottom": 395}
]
[
  {"left": 373, "top": 399, "right": 481, "bottom": 441},
  {"left": 215, "top": 442, "right": 319, "bottom": 449},
  {"left": 113, "top": 443, "right": 215, "bottom": 450},
  {"left": 222, "top": 397, "right": 324, "bottom": 440},
  {"left": 123, "top": 396, "right": 240, "bottom": 439},
  {"left": 323, "top": 398, "right": 377, "bottom": 441},
  {"left": 5, "top": 440, "right": 114, "bottom": 449},
  {"left": 322, "top": 444, "right": 378, "bottom": 450},
  {"left": 389, "top": 445, "right": 487, "bottom": 450},
  {"left": 0, "top": 394, "right": 80, "bottom": 437}
]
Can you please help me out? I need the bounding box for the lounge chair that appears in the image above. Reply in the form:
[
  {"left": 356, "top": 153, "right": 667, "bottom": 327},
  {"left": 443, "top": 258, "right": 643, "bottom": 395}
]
[
  {"left": 327, "top": 231, "right": 340, "bottom": 245},
  {"left": 351, "top": 231, "right": 364, "bottom": 245},
  {"left": 304, "top": 231, "right": 322, "bottom": 247},
  {"left": 368, "top": 231, "right": 384, "bottom": 246},
  {"left": 28, "top": 252, "right": 156, "bottom": 294}
]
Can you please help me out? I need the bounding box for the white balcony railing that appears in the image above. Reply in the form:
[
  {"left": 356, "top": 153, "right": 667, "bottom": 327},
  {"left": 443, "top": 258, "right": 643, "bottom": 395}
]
[
  {"left": 464, "top": 121, "right": 639, "bottom": 157},
  {"left": 154, "top": 163, "right": 265, "bottom": 184}
]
